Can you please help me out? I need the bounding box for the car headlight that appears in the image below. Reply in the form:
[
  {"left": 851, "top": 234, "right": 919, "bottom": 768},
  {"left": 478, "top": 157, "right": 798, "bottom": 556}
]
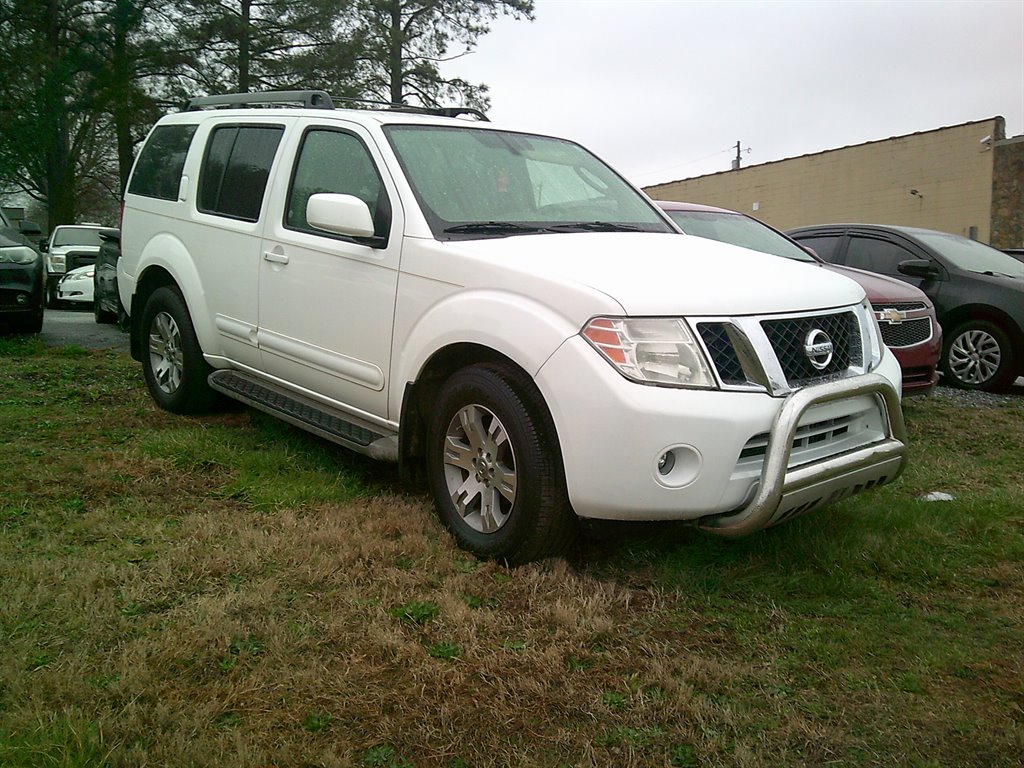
[
  {"left": 861, "top": 298, "right": 884, "bottom": 370},
  {"left": 0, "top": 246, "right": 40, "bottom": 265},
  {"left": 582, "top": 317, "right": 716, "bottom": 388}
]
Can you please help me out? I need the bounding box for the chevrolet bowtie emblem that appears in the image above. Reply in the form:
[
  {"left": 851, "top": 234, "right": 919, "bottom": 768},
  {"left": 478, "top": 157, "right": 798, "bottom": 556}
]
[{"left": 878, "top": 308, "right": 907, "bottom": 324}]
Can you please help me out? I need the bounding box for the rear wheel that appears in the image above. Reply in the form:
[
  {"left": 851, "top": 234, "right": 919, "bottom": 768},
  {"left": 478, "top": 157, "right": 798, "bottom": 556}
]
[
  {"left": 941, "top": 320, "right": 1017, "bottom": 392},
  {"left": 140, "top": 286, "right": 216, "bottom": 413},
  {"left": 426, "top": 364, "right": 576, "bottom": 564}
]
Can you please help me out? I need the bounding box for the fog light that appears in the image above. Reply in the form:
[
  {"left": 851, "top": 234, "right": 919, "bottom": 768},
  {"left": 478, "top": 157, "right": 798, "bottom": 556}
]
[
  {"left": 16, "top": 293, "right": 28, "bottom": 305},
  {"left": 653, "top": 444, "right": 702, "bottom": 488},
  {"left": 657, "top": 451, "right": 676, "bottom": 475}
]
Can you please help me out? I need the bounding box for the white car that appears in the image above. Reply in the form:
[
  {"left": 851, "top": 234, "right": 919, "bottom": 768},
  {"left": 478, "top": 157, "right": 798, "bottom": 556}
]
[
  {"left": 55, "top": 264, "right": 95, "bottom": 305},
  {"left": 119, "top": 90, "right": 908, "bottom": 563}
]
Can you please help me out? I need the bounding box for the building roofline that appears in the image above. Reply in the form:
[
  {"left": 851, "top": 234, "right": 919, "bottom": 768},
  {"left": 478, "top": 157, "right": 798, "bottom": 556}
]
[{"left": 645, "top": 116, "right": 1006, "bottom": 189}]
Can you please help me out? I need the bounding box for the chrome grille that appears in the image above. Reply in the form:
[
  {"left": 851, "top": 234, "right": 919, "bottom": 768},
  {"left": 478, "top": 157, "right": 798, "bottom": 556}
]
[
  {"left": 879, "top": 317, "right": 932, "bottom": 348},
  {"left": 697, "top": 322, "right": 748, "bottom": 385},
  {"left": 761, "top": 311, "right": 862, "bottom": 386}
]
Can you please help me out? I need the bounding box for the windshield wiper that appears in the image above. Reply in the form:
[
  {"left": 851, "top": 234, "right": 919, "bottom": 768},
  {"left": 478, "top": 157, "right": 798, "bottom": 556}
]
[
  {"left": 443, "top": 222, "right": 545, "bottom": 236},
  {"left": 546, "top": 221, "right": 643, "bottom": 233}
]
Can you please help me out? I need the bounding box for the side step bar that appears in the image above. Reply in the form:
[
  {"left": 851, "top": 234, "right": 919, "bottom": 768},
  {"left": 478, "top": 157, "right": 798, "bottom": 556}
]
[{"left": 208, "top": 369, "right": 398, "bottom": 461}]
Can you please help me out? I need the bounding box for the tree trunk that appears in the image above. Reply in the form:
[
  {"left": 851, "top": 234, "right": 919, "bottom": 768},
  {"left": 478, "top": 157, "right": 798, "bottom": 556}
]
[
  {"left": 238, "top": 0, "right": 251, "bottom": 92},
  {"left": 388, "top": 0, "right": 402, "bottom": 104},
  {"left": 43, "top": 0, "right": 75, "bottom": 229}
]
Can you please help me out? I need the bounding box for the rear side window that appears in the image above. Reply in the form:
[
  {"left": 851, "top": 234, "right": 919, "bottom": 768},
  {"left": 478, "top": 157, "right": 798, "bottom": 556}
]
[
  {"left": 199, "top": 125, "right": 284, "bottom": 221},
  {"left": 128, "top": 124, "right": 198, "bottom": 201}
]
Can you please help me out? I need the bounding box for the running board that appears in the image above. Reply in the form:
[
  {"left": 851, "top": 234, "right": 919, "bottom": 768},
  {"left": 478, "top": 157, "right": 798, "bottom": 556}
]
[{"left": 208, "top": 370, "right": 398, "bottom": 461}]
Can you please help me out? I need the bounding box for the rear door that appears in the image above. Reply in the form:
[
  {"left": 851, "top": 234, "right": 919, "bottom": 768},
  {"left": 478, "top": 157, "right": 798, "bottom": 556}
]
[{"left": 256, "top": 118, "right": 403, "bottom": 421}]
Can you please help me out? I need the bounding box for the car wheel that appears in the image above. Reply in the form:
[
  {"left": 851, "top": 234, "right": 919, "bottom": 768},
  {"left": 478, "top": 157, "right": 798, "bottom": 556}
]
[
  {"left": 941, "top": 320, "right": 1017, "bottom": 392},
  {"left": 426, "top": 364, "right": 576, "bottom": 564},
  {"left": 17, "top": 311, "right": 43, "bottom": 334},
  {"left": 140, "top": 286, "right": 216, "bottom": 413}
]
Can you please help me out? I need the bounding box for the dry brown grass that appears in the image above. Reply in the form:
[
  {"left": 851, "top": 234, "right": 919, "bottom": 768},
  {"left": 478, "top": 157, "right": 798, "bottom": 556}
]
[{"left": 2, "top": 347, "right": 1022, "bottom": 767}]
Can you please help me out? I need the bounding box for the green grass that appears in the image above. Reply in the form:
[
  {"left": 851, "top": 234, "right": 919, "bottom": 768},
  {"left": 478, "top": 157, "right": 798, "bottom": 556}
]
[{"left": 1, "top": 345, "right": 1022, "bottom": 767}]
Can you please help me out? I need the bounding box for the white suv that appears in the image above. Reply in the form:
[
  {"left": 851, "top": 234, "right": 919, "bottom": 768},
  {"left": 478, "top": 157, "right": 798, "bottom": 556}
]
[{"left": 120, "top": 90, "right": 908, "bottom": 563}]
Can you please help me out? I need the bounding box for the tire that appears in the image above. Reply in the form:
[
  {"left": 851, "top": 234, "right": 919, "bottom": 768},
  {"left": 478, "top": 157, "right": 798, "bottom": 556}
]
[
  {"left": 16, "top": 311, "right": 43, "bottom": 334},
  {"left": 426, "top": 364, "right": 577, "bottom": 564},
  {"left": 94, "top": 298, "right": 117, "bottom": 324},
  {"left": 140, "top": 286, "right": 216, "bottom": 414},
  {"left": 941, "top": 320, "right": 1018, "bottom": 392}
]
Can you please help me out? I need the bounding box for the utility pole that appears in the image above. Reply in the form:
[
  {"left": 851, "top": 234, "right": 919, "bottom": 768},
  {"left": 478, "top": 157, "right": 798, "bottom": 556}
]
[{"left": 731, "top": 141, "right": 743, "bottom": 170}]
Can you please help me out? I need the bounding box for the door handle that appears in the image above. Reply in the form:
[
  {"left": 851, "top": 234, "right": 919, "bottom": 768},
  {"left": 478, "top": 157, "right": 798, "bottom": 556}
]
[{"left": 263, "top": 251, "right": 289, "bottom": 265}]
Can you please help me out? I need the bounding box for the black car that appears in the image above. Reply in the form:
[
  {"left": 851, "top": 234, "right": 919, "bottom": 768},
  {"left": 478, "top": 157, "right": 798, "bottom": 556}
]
[
  {"left": 0, "top": 210, "right": 45, "bottom": 334},
  {"left": 787, "top": 224, "right": 1024, "bottom": 392},
  {"left": 93, "top": 228, "right": 125, "bottom": 325}
]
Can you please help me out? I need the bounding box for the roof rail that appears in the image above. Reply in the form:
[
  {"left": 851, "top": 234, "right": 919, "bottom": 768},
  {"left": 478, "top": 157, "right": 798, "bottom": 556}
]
[
  {"left": 183, "top": 90, "right": 489, "bottom": 121},
  {"left": 184, "top": 90, "right": 335, "bottom": 111},
  {"left": 326, "top": 95, "right": 489, "bottom": 121}
]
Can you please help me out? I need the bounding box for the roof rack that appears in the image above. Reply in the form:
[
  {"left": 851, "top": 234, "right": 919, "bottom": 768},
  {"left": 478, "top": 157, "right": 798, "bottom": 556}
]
[
  {"left": 185, "top": 90, "right": 335, "bottom": 111},
  {"left": 183, "top": 90, "right": 488, "bottom": 121}
]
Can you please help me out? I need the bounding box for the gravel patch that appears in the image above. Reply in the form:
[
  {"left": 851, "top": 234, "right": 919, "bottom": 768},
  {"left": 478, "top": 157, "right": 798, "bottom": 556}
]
[{"left": 928, "top": 376, "right": 1024, "bottom": 407}]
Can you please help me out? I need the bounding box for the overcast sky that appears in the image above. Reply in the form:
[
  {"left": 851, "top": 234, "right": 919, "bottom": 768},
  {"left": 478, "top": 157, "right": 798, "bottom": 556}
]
[{"left": 440, "top": 0, "right": 1024, "bottom": 188}]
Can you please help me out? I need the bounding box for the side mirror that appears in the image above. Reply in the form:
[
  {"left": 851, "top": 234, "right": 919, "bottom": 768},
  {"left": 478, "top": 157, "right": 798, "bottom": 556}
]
[
  {"left": 306, "top": 193, "right": 375, "bottom": 239},
  {"left": 38, "top": 238, "right": 49, "bottom": 252},
  {"left": 19, "top": 220, "right": 42, "bottom": 236},
  {"left": 898, "top": 259, "right": 940, "bottom": 279}
]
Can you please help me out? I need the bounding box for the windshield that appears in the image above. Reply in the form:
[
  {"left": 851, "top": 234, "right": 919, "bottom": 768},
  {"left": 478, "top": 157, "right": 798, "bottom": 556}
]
[
  {"left": 384, "top": 125, "right": 672, "bottom": 240},
  {"left": 914, "top": 230, "right": 1024, "bottom": 278},
  {"left": 665, "top": 209, "right": 815, "bottom": 262},
  {"left": 53, "top": 227, "right": 104, "bottom": 248}
]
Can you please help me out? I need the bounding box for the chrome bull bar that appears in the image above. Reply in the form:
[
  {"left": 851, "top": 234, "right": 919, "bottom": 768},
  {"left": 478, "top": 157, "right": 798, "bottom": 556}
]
[{"left": 698, "top": 372, "right": 908, "bottom": 537}]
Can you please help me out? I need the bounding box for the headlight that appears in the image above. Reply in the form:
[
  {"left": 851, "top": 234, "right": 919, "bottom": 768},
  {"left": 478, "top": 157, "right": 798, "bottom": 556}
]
[
  {"left": 0, "top": 246, "right": 40, "bottom": 265},
  {"left": 861, "top": 298, "right": 884, "bottom": 370},
  {"left": 582, "top": 317, "right": 716, "bottom": 388}
]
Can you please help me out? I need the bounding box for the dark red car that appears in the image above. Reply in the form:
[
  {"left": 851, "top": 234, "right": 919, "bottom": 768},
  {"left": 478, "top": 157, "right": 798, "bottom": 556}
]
[{"left": 657, "top": 201, "right": 941, "bottom": 394}]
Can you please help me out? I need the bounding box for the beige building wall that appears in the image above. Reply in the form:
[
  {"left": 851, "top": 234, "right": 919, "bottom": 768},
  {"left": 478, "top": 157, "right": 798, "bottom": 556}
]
[{"left": 644, "top": 118, "right": 1002, "bottom": 243}]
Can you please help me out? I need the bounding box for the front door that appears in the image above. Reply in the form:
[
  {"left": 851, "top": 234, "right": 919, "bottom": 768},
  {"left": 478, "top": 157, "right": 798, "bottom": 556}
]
[{"left": 257, "top": 120, "right": 403, "bottom": 422}]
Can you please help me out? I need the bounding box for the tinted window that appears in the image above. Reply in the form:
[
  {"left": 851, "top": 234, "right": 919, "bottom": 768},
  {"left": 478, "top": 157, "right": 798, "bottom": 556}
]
[
  {"left": 128, "top": 124, "right": 198, "bottom": 201},
  {"left": 198, "top": 125, "right": 284, "bottom": 221},
  {"left": 795, "top": 235, "right": 842, "bottom": 262},
  {"left": 845, "top": 236, "right": 916, "bottom": 275},
  {"left": 286, "top": 129, "right": 389, "bottom": 240}
]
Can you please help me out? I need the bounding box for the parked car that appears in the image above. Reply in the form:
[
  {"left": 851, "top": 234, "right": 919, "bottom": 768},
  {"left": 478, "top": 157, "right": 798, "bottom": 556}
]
[
  {"left": 119, "top": 90, "right": 908, "bottom": 562},
  {"left": 93, "top": 228, "right": 125, "bottom": 325},
  {"left": 0, "top": 209, "right": 45, "bottom": 333},
  {"left": 657, "top": 201, "right": 941, "bottom": 394},
  {"left": 787, "top": 224, "right": 1024, "bottom": 391},
  {"left": 39, "top": 223, "right": 107, "bottom": 306},
  {"left": 55, "top": 264, "right": 95, "bottom": 305}
]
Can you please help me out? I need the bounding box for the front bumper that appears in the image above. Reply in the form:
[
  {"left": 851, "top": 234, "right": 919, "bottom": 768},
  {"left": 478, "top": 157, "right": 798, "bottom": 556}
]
[{"left": 536, "top": 336, "right": 907, "bottom": 534}]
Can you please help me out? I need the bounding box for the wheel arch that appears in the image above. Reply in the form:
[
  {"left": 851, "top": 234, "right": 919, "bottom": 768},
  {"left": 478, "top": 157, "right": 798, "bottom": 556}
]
[
  {"left": 940, "top": 304, "right": 1024, "bottom": 355},
  {"left": 128, "top": 237, "right": 212, "bottom": 363},
  {"left": 398, "top": 343, "right": 565, "bottom": 485}
]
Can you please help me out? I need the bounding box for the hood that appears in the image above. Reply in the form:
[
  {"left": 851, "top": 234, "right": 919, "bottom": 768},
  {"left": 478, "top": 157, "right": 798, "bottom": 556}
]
[
  {"left": 51, "top": 244, "right": 101, "bottom": 254},
  {"left": 823, "top": 263, "right": 931, "bottom": 306},
  {"left": 442, "top": 232, "right": 866, "bottom": 316}
]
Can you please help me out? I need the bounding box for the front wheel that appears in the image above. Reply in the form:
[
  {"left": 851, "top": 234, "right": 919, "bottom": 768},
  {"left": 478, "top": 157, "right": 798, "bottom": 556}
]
[
  {"left": 941, "top": 320, "right": 1017, "bottom": 392},
  {"left": 426, "top": 364, "right": 576, "bottom": 564},
  {"left": 140, "top": 286, "right": 216, "bottom": 413}
]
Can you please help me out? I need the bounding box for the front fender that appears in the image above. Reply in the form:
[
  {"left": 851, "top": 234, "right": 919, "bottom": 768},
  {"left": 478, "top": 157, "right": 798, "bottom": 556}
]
[{"left": 391, "top": 288, "right": 587, "bottom": 418}]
